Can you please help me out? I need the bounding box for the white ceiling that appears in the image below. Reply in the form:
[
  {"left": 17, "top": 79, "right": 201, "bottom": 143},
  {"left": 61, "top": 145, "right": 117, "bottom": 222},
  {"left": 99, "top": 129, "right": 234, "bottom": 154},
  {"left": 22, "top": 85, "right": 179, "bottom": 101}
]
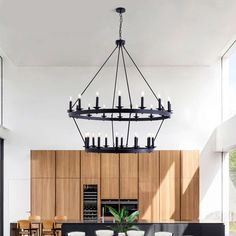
[{"left": 0, "top": 0, "right": 236, "bottom": 66}]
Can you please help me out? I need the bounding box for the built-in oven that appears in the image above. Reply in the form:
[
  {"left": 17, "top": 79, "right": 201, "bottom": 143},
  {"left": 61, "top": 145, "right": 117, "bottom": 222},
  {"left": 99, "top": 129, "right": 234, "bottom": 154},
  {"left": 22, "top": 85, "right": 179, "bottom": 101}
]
[
  {"left": 101, "top": 200, "right": 120, "bottom": 217},
  {"left": 101, "top": 200, "right": 138, "bottom": 218},
  {"left": 119, "top": 200, "right": 138, "bottom": 215}
]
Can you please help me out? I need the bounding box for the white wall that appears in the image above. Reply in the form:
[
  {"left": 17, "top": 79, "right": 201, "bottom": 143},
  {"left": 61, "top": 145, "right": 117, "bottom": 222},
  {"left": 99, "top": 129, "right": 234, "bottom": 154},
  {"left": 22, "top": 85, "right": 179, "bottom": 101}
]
[
  {"left": 2, "top": 56, "right": 223, "bottom": 235},
  {"left": 217, "top": 115, "right": 236, "bottom": 151}
]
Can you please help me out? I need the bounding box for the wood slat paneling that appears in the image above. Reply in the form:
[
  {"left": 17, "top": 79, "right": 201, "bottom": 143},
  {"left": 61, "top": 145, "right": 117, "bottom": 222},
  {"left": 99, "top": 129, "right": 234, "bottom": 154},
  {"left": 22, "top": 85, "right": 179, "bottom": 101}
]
[
  {"left": 31, "top": 178, "right": 55, "bottom": 219},
  {"left": 56, "top": 151, "right": 81, "bottom": 178},
  {"left": 160, "top": 150, "right": 181, "bottom": 220},
  {"left": 139, "top": 151, "right": 160, "bottom": 221},
  {"left": 101, "top": 154, "right": 119, "bottom": 199},
  {"left": 181, "top": 150, "right": 199, "bottom": 220},
  {"left": 120, "top": 154, "right": 138, "bottom": 199},
  {"left": 81, "top": 151, "right": 100, "bottom": 179},
  {"left": 56, "top": 178, "right": 80, "bottom": 219},
  {"left": 31, "top": 151, "right": 55, "bottom": 178}
]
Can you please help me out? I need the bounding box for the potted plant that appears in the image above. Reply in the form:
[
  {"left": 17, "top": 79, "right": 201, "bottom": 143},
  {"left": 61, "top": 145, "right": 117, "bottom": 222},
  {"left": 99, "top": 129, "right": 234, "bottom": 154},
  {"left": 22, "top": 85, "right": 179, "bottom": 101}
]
[{"left": 107, "top": 206, "right": 140, "bottom": 236}]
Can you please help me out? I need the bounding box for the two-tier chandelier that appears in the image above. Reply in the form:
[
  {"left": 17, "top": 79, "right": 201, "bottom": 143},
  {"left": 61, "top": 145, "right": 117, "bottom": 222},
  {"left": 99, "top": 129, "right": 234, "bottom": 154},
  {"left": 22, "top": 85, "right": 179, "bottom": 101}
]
[{"left": 67, "top": 7, "right": 172, "bottom": 153}]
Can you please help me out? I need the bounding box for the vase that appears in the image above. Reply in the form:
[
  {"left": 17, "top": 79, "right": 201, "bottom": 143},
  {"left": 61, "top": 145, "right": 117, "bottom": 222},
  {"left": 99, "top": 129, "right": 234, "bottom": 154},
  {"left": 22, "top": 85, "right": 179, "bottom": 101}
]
[{"left": 118, "top": 233, "right": 126, "bottom": 236}]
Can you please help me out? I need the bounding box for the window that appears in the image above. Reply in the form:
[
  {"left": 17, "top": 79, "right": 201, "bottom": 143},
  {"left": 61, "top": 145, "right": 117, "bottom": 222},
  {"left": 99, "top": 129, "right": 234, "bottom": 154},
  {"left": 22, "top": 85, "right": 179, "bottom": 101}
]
[
  {"left": 223, "top": 50, "right": 236, "bottom": 120},
  {"left": 228, "top": 52, "right": 236, "bottom": 118},
  {"left": 229, "top": 149, "right": 236, "bottom": 234}
]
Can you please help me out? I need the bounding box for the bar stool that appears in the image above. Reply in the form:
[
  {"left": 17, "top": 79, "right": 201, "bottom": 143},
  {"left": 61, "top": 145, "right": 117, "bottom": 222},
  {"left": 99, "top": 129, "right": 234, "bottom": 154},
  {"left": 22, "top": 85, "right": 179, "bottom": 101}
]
[
  {"left": 41, "top": 220, "right": 56, "bottom": 236},
  {"left": 127, "top": 230, "right": 145, "bottom": 236},
  {"left": 28, "top": 216, "right": 41, "bottom": 236},
  {"left": 17, "top": 220, "right": 32, "bottom": 236},
  {"left": 95, "top": 230, "right": 114, "bottom": 236},
  {"left": 67, "top": 232, "right": 85, "bottom": 236},
  {"left": 155, "top": 232, "right": 173, "bottom": 236},
  {"left": 54, "top": 215, "right": 67, "bottom": 236}
]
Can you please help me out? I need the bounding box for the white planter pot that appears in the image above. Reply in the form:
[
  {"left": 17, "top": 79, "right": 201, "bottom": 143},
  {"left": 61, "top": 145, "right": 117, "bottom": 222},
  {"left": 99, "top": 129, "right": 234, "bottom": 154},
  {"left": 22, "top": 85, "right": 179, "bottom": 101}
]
[{"left": 118, "top": 233, "right": 126, "bottom": 236}]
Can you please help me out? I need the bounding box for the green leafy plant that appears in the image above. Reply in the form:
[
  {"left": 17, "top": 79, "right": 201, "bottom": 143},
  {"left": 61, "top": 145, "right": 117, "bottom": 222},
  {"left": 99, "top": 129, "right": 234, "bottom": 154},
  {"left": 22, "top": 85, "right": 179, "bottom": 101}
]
[{"left": 107, "top": 206, "right": 139, "bottom": 233}]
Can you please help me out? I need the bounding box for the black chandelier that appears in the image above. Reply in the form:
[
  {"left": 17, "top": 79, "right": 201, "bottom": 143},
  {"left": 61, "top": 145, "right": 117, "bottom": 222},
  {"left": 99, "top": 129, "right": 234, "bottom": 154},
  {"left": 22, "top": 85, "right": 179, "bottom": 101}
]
[{"left": 67, "top": 7, "right": 173, "bottom": 153}]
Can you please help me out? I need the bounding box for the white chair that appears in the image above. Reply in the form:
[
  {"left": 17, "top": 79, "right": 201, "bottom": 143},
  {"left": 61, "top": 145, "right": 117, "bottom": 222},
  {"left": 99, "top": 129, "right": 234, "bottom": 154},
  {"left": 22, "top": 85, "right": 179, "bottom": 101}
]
[
  {"left": 127, "top": 230, "right": 145, "bottom": 236},
  {"left": 68, "top": 232, "right": 86, "bottom": 236},
  {"left": 155, "top": 232, "right": 173, "bottom": 236},
  {"left": 95, "top": 230, "right": 114, "bottom": 236}
]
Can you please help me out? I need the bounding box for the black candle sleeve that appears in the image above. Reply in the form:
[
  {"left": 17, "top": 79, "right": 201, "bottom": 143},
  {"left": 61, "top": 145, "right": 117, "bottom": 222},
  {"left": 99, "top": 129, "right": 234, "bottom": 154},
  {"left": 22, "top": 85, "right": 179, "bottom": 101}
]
[
  {"left": 134, "top": 136, "right": 138, "bottom": 148},
  {"left": 168, "top": 101, "right": 171, "bottom": 112},
  {"left": 92, "top": 137, "right": 95, "bottom": 147},
  {"left": 69, "top": 100, "right": 72, "bottom": 111},
  {"left": 141, "top": 96, "right": 144, "bottom": 108},
  {"left": 116, "top": 137, "right": 119, "bottom": 147},
  {"left": 96, "top": 96, "right": 99, "bottom": 108},
  {"left": 118, "top": 95, "right": 121, "bottom": 107},
  {"left": 147, "top": 137, "right": 151, "bottom": 148},
  {"left": 105, "top": 137, "right": 108, "bottom": 147},
  {"left": 85, "top": 137, "right": 90, "bottom": 148},
  {"left": 151, "top": 137, "right": 155, "bottom": 147},
  {"left": 120, "top": 137, "right": 123, "bottom": 147},
  {"left": 97, "top": 136, "right": 101, "bottom": 148},
  {"left": 158, "top": 98, "right": 162, "bottom": 110}
]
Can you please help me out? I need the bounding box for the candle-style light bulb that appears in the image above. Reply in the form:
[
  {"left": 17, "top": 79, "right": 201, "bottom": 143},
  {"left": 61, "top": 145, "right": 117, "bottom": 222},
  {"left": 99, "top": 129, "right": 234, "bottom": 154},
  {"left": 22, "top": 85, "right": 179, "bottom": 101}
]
[
  {"left": 95, "top": 92, "right": 99, "bottom": 108},
  {"left": 151, "top": 134, "right": 155, "bottom": 147},
  {"left": 92, "top": 133, "right": 95, "bottom": 147},
  {"left": 134, "top": 133, "right": 138, "bottom": 148},
  {"left": 105, "top": 134, "right": 108, "bottom": 147},
  {"left": 88, "top": 104, "right": 91, "bottom": 109},
  {"left": 120, "top": 135, "right": 124, "bottom": 148},
  {"left": 97, "top": 132, "right": 101, "bottom": 148},
  {"left": 141, "top": 91, "right": 145, "bottom": 108},
  {"left": 147, "top": 133, "right": 151, "bottom": 148},
  {"left": 167, "top": 96, "right": 171, "bottom": 112},
  {"left": 69, "top": 97, "right": 73, "bottom": 111},
  {"left": 85, "top": 132, "right": 89, "bottom": 148},
  {"left": 158, "top": 94, "right": 162, "bottom": 110},
  {"left": 118, "top": 90, "right": 121, "bottom": 108},
  {"left": 115, "top": 132, "right": 119, "bottom": 148},
  {"left": 150, "top": 104, "right": 153, "bottom": 109},
  {"left": 77, "top": 94, "right": 81, "bottom": 110}
]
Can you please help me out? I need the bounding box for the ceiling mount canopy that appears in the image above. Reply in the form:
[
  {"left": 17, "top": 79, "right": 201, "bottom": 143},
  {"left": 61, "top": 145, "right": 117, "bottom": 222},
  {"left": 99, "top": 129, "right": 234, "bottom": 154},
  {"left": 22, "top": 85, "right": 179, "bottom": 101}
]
[{"left": 67, "top": 7, "right": 173, "bottom": 153}]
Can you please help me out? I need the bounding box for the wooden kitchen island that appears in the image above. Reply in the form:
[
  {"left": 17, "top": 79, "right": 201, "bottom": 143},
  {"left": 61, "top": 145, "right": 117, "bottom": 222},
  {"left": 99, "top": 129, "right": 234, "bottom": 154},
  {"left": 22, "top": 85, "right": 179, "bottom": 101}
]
[{"left": 62, "top": 221, "right": 225, "bottom": 236}]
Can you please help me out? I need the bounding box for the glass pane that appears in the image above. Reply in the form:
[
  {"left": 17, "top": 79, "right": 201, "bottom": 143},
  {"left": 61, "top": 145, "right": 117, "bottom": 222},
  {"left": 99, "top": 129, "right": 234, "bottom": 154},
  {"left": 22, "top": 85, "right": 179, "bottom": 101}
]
[
  {"left": 228, "top": 52, "right": 236, "bottom": 118},
  {"left": 229, "top": 149, "right": 236, "bottom": 234}
]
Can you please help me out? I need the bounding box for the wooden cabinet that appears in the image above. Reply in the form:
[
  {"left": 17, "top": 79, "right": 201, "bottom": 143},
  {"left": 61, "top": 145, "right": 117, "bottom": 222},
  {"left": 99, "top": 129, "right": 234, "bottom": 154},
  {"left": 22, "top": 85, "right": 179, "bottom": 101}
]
[
  {"left": 56, "top": 151, "right": 81, "bottom": 178},
  {"left": 30, "top": 149, "right": 199, "bottom": 222},
  {"left": 31, "top": 150, "right": 55, "bottom": 178},
  {"left": 55, "top": 151, "right": 81, "bottom": 219},
  {"left": 31, "top": 178, "right": 55, "bottom": 219},
  {"left": 181, "top": 150, "right": 199, "bottom": 220},
  {"left": 31, "top": 150, "right": 56, "bottom": 219},
  {"left": 56, "top": 179, "right": 80, "bottom": 219},
  {"left": 160, "top": 151, "right": 181, "bottom": 221},
  {"left": 120, "top": 153, "right": 138, "bottom": 199},
  {"left": 81, "top": 151, "right": 100, "bottom": 179},
  {"left": 101, "top": 154, "right": 119, "bottom": 199},
  {"left": 139, "top": 151, "right": 159, "bottom": 221}
]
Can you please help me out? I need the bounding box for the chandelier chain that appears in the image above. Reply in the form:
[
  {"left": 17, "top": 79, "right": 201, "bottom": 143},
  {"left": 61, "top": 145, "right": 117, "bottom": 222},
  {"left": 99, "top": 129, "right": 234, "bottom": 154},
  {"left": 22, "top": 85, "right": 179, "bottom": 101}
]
[{"left": 119, "top": 13, "right": 123, "bottom": 39}]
